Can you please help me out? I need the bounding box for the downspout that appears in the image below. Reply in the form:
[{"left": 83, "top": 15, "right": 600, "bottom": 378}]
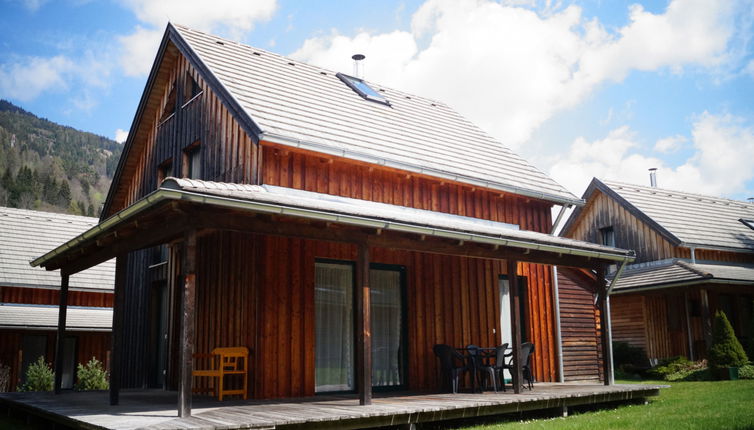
[
  {"left": 550, "top": 204, "right": 571, "bottom": 382},
  {"left": 604, "top": 257, "right": 630, "bottom": 385},
  {"left": 690, "top": 246, "right": 696, "bottom": 264}
]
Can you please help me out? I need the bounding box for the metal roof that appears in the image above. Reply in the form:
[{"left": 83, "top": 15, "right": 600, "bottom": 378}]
[
  {"left": 611, "top": 259, "right": 754, "bottom": 293},
  {"left": 159, "top": 178, "right": 632, "bottom": 261},
  {"left": 171, "top": 24, "right": 581, "bottom": 206},
  {"left": 0, "top": 207, "right": 115, "bottom": 292},
  {"left": 0, "top": 303, "right": 112, "bottom": 331},
  {"left": 602, "top": 180, "right": 754, "bottom": 252}
]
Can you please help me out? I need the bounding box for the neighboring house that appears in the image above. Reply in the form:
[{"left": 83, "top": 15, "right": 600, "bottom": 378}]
[
  {"left": 0, "top": 207, "right": 114, "bottom": 391},
  {"left": 560, "top": 178, "right": 754, "bottom": 363},
  {"left": 31, "top": 24, "right": 633, "bottom": 416}
]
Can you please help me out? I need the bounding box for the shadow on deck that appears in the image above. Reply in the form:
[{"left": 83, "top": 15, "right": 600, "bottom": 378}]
[{"left": 0, "top": 383, "right": 663, "bottom": 430}]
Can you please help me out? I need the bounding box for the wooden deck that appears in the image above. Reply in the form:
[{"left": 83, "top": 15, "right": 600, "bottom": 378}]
[{"left": 0, "top": 383, "right": 663, "bottom": 430}]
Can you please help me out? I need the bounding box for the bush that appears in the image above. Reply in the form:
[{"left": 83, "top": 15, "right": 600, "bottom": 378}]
[
  {"left": 739, "top": 364, "right": 754, "bottom": 379},
  {"left": 613, "top": 341, "right": 648, "bottom": 370},
  {"left": 708, "top": 311, "right": 748, "bottom": 369},
  {"left": 747, "top": 301, "right": 754, "bottom": 362},
  {"left": 18, "top": 356, "right": 54, "bottom": 392},
  {"left": 75, "top": 357, "right": 109, "bottom": 391},
  {"left": 0, "top": 362, "right": 10, "bottom": 392},
  {"left": 647, "top": 356, "right": 709, "bottom": 381}
]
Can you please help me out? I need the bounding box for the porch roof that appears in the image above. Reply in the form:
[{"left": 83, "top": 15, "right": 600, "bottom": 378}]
[
  {"left": 610, "top": 259, "right": 754, "bottom": 293},
  {"left": 31, "top": 178, "right": 634, "bottom": 275}
]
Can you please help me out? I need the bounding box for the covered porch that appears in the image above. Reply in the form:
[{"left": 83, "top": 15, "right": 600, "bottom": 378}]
[{"left": 30, "top": 178, "right": 635, "bottom": 418}]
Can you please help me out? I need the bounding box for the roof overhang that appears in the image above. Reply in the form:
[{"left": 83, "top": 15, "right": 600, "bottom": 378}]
[
  {"left": 611, "top": 278, "right": 754, "bottom": 295},
  {"left": 34, "top": 179, "right": 634, "bottom": 275}
]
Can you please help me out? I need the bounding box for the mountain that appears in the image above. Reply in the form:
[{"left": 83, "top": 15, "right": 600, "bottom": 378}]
[{"left": 0, "top": 100, "right": 123, "bottom": 216}]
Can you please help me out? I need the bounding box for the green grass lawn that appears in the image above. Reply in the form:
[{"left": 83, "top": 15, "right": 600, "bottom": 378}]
[{"left": 455, "top": 380, "right": 754, "bottom": 430}]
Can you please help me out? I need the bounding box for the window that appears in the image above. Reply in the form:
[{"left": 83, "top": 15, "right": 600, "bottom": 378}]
[
  {"left": 159, "top": 81, "right": 177, "bottom": 123},
  {"left": 336, "top": 73, "right": 390, "bottom": 105},
  {"left": 600, "top": 226, "right": 616, "bottom": 247},
  {"left": 157, "top": 159, "right": 173, "bottom": 184},
  {"left": 183, "top": 143, "right": 201, "bottom": 179},
  {"left": 183, "top": 72, "right": 202, "bottom": 104},
  {"left": 740, "top": 218, "right": 754, "bottom": 231}
]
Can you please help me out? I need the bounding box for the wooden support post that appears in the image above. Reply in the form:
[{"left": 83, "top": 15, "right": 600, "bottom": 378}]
[
  {"left": 110, "top": 255, "right": 127, "bottom": 405},
  {"left": 355, "top": 243, "right": 372, "bottom": 405},
  {"left": 596, "top": 266, "right": 613, "bottom": 386},
  {"left": 54, "top": 273, "right": 70, "bottom": 394},
  {"left": 684, "top": 292, "right": 695, "bottom": 361},
  {"left": 178, "top": 231, "right": 197, "bottom": 417},
  {"left": 699, "top": 289, "right": 712, "bottom": 351},
  {"left": 507, "top": 260, "right": 523, "bottom": 394}
]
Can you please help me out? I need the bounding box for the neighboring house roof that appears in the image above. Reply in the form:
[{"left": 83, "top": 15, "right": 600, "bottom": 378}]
[
  {"left": 562, "top": 178, "right": 754, "bottom": 253},
  {"left": 0, "top": 303, "right": 112, "bottom": 331},
  {"left": 168, "top": 24, "right": 580, "bottom": 206},
  {"left": 611, "top": 259, "right": 754, "bottom": 293},
  {"left": 0, "top": 207, "right": 115, "bottom": 292}
]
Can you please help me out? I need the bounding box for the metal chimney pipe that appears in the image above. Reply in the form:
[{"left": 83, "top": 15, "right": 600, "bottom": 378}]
[
  {"left": 352, "top": 54, "right": 365, "bottom": 78},
  {"left": 649, "top": 168, "right": 658, "bottom": 188}
]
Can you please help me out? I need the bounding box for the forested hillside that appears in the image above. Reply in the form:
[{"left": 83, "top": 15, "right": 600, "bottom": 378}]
[{"left": 0, "top": 100, "right": 122, "bottom": 217}]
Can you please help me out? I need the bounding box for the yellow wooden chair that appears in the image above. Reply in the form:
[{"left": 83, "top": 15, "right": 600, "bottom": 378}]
[{"left": 192, "top": 346, "right": 249, "bottom": 400}]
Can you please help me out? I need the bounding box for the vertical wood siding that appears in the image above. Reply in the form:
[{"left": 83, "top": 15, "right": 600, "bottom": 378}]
[
  {"left": 609, "top": 295, "right": 647, "bottom": 353},
  {"left": 556, "top": 268, "right": 602, "bottom": 381},
  {"left": 0, "top": 286, "right": 113, "bottom": 307}
]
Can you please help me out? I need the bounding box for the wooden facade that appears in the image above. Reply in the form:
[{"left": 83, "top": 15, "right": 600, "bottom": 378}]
[
  {"left": 556, "top": 268, "right": 602, "bottom": 381},
  {"left": 563, "top": 184, "right": 754, "bottom": 362}
]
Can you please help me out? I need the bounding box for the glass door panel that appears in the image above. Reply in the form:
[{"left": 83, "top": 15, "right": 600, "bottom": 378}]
[
  {"left": 315, "top": 262, "right": 354, "bottom": 392},
  {"left": 370, "top": 267, "right": 404, "bottom": 388}
]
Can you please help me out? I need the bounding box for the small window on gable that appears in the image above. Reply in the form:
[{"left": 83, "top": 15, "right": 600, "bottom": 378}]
[
  {"left": 740, "top": 218, "right": 754, "bottom": 231},
  {"left": 336, "top": 73, "right": 390, "bottom": 105},
  {"left": 183, "top": 143, "right": 201, "bottom": 179},
  {"left": 600, "top": 226, "right": 615, "bottom": 247},
  {"left": 157, "top": 159, "right": 173, "bottom": 185},
  {"left": 160, "top": 81, "right": 177, "bottom": 123},
  {"left": 183, "top": 72, "right": 202, "bottom": 104}
]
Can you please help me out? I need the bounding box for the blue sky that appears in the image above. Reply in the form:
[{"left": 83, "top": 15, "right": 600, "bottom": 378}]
[{"left": 1, "top": 0, "right": 753, "bottom": 201}]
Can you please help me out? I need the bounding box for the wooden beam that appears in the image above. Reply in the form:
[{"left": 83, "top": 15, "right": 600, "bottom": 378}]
[
  {"left": 178, "top": 230, "right": 197, "bottom": 417},
  {"left": 53, "top": 273, "right": 70, "bottom": 394},
  {"left": 684, "top": 292, "right": 695, "bottom": 361},
  {"left": 507, "top": 260, "right": 523, "bottom": 394},
  {"left": 699, "top": 288, "right": 712, "bottom": 351},
  {"left": 110, "top": 255, "right": 127, "bottom": 405},
  {"left": 355, "top": 243, "right": 372, "bottom": 405},
  {"left": 596, "top": 266, "right": 612, "bottom": 386}
]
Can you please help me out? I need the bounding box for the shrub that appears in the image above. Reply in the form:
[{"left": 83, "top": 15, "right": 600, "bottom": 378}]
[
  {"left": 75, "top": 357, "right": 109, "bottom": 391},
  {"left": 739, "top": 364, "right": 754, "bottom": 379},
  {"left": 0, "top": 362, "right": 10, "bottom": 392},
  {"left": 18, "top": 356, "right": 54, "bottom": 392},
  {"left": 708, "top": 311, "right": 748, "bottom": 369},
  {"left": 646, "top": 356, "right": 710, "bottom": 381},
  {"left": 747, "top": 301, "right": 754, "bottom": 363},
  {"left": 613, "top": 341, "right": 648, "bottom": 370}
]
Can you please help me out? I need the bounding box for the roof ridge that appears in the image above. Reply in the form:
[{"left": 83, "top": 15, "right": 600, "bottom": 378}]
[
  {"left": 171, "top": 23, "right": 449, "bottom": 106},
  {"left": 675, "top": 260, "right": 713, "bottom": 278},
  {"left": 0, "top": 206, "right": 99, "bottom": 223},
  {"left": 601, "top": 179, "right": 754, "bottom": 209}
]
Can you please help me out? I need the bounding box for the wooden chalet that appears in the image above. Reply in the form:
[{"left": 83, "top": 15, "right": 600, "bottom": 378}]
[
  {"left": 27, "top": 24, "right": 638, "bottom": 420},
  {"left": 560, "top": 178, "right": 754, "bottom": 363},
  {"left": 0, "top": 207, "right": 114, "bottom": 391}
]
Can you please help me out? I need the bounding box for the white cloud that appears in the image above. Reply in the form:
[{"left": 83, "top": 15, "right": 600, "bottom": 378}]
[
  {"left": 291, "top": 0, "right": 737, "bottom": 149},
  {"left": 118, "top": 0, "right": 277, "bottom": 77},
  {"left": 18, "top": 0, "right": 48, "bottom": 12},
  {"left": 0, "top": 56, "right": 74, "bottom": 101},
  {"left": 114, "top": 128, "right": 129, "bottom": 143},
  {"left": 653, "top": 134, "right": 687, "bottom": 153},
  {"left": 549, "top": 112, "right": 754, "bottom": 198}
]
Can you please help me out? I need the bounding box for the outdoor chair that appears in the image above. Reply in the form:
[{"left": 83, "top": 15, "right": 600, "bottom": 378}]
[
  {"left": 488, "top": 343, "right": 509, "bottom": 392},
  {"left": 433, "top": 344, "right": 469, "bottom": 394},
  {"left": 192, "top": 346, "right": 249, "bottom": 401},
  {"left": 500, "top": 342, "right": 535, "bottom": 390},
  {"left": 465, "top": 344, "right": 493, "bottom": 392}
]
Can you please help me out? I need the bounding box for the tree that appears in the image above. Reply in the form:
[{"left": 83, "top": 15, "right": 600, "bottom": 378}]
[
  {"left": 708, "top": 311, "right": 748, "bottom": 369},
  {"left": 18, "top": 356, "right": 54, "bottom": 392},
  {"left": 58, "top": 180, "right": 71, "bottom": 207}
]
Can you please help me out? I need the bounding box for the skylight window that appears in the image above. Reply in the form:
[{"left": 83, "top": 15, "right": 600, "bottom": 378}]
[
  {"left": 336, "top": 73, "right": 390, "bottom": 105},
  {"left": 740, "top": 218, "right": 754, "bottom": 231}
]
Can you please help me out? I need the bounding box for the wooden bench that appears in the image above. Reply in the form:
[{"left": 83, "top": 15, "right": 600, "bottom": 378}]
[{"left": 192, "top": 346, "right": 249, "bottom": 401}]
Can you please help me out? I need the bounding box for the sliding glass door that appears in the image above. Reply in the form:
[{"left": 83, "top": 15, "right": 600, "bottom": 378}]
[
  {"left": 315, "top": 262, "right": 355, "bottom": 392},
  {"left": 314, "top": 261, "right": 406, "bottom": 393}
]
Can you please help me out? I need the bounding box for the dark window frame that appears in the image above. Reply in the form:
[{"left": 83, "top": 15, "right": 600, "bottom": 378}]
[
  {"left": 182, "top": 141, "right": 201, "bottom": 179},
  {"left": 157, "top": 158, "right": 173, "bottom": 185},
  {"left": 740, "top": 218, "right": 754, "bottom": 231},
  {"left": 599, "top": 226, "right": 616, "bottom": 247},
  {"left": 336, "top": 73, "right": 391, "bottom": 106}
]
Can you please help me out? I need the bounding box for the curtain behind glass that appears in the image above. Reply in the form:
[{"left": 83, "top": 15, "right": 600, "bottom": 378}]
[
  {"left": 370, "top": 269, "right": 403, "bottom": 387},
  {"left": 315, "top": 262, "right": 354, "bottom": 392}
]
